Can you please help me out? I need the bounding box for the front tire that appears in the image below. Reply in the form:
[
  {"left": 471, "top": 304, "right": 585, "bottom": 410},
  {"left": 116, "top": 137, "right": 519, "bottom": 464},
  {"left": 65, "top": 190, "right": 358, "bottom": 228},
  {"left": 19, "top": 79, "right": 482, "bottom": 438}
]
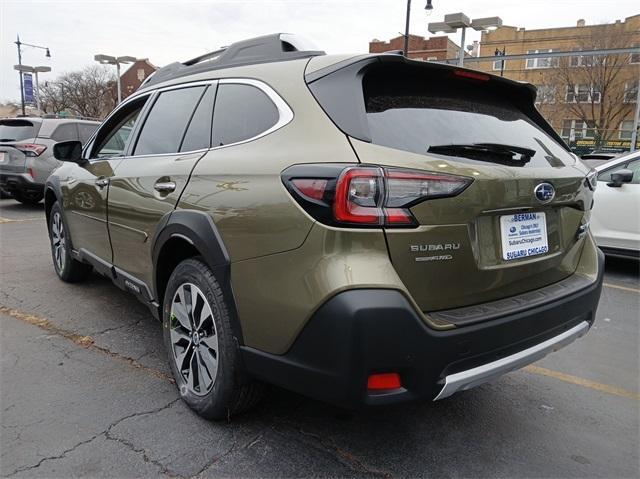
[
  {"left": 49, "top": 202, "right": 92, "bottom": 282},
  {"left": 163, "top": 258, "right": 264, "bottom": 420}
]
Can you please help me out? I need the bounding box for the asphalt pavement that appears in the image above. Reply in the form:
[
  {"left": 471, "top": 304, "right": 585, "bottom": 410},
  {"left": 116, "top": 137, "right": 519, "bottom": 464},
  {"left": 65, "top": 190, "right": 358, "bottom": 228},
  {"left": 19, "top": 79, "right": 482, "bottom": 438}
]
[{"left": 1, "top": 198, "right": 639, "bottom": 478}]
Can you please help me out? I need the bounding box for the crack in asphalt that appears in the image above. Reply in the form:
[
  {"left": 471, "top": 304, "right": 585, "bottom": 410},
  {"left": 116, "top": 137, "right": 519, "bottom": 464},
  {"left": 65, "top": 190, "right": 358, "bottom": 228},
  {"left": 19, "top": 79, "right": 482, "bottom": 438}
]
[
  {"left": 0, "top": 304, "right": 174, "bottom": 384},
  {"left": 4, "top": 399, "right": 182, "bottom": 477},
  {"left": 278, "top": 422, "right": 394, "bottom": 478}
]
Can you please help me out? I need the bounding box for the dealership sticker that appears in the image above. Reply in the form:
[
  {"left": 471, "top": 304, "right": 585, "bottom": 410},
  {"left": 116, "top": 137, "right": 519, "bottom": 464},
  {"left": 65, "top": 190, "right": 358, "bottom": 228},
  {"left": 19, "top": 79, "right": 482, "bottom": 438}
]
[{"left": 500, "top": 212, "right": 549, "bottom": 261}]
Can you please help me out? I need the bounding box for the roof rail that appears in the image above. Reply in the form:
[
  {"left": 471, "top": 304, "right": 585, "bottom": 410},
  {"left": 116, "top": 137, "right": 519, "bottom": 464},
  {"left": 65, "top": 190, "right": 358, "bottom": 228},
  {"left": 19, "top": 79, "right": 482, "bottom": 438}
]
[{"left": 142, "top": 33, "right": 325, "bottom": 88}]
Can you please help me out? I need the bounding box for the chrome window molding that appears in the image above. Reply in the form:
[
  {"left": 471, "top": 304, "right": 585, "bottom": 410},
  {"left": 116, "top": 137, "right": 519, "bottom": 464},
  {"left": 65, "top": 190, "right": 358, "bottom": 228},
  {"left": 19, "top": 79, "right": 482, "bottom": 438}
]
[{"left": 90, "top": 78, "right": 293, "bottom": 161}]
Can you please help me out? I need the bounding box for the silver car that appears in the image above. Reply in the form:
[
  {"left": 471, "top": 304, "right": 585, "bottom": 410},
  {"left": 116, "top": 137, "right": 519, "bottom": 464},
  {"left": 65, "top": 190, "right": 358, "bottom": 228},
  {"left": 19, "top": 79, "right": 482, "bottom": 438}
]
[{"left": 0, "top": 117, "right": 99, "bottom": 204}]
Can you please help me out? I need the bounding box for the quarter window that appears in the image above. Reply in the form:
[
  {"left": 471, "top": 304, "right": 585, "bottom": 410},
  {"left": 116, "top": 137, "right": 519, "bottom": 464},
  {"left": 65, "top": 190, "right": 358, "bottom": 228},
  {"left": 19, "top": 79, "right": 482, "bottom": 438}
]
[
  {"left": 51, "top": 123, "right": 79, "bottom": 142},
  {"left": 77, "top": 123, "right": 98, "bottom": 144},
  {"left": 211, "top": 84, "right": 279, "bottom": 147},
  {"left": 134, "top": 86, "right": 206, "bottom": 156}
]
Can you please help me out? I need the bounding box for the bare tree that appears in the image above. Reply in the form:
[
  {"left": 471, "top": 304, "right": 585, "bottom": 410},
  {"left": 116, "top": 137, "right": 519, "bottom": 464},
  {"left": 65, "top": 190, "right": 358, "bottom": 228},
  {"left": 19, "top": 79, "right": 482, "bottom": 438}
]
[
  {"left": 38, "top": 65, "right": 116, "bottom": 119},
  {"left": 549, "top": 22, "right": 637, "bottom": 142},
  {"left": 39, "top": 81, "right": 69, "bottom": 115}
]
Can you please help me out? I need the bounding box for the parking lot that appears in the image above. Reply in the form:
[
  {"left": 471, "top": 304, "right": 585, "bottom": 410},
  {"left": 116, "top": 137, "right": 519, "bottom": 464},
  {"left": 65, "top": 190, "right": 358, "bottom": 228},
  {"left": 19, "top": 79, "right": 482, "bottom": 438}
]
[{"left": 0, "top": 197, "right": 638, "bottom": 478}]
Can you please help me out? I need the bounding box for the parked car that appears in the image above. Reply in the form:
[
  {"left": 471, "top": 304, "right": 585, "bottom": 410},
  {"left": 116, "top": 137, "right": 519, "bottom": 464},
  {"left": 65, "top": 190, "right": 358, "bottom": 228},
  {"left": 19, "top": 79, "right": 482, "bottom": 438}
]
[
  {"left": 590, "top": 151, "right": 640, "bottom": 258},
  {"left": 0, "top": 117, "right": 99, "bottom": 204},
  {"left": 44, "top": 34, "right": 603, "bottom": 420}
]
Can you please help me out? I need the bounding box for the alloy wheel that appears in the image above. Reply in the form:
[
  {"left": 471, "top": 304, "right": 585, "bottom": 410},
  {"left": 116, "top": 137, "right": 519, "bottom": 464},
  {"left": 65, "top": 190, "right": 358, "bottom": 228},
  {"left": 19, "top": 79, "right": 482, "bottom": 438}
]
[
  {"left": 170, "top": 283, "right": 219, "bottom": 396},
  {"left": 51, "top": 212, "right": 66, "bottom": 272}
]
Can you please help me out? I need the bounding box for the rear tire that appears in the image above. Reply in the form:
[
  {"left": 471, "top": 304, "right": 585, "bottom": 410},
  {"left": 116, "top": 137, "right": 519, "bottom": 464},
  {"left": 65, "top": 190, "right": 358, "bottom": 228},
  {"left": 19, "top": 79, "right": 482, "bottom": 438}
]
[
  {"left": 49, "top": 202, "right": 92, "bottom": 282},
  {"left": 14, "top": 190, "right": 44, "bottom": 205},
  {"left": 163, "top": 257, "right": 264, "bottom": 420}
]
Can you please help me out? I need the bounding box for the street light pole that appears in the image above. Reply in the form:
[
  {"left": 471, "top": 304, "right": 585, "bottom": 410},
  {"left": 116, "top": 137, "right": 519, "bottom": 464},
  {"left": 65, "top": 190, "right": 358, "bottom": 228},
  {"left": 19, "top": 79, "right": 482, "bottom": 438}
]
[
  {"left": 458, "top": 27, "right": 466, "bottom": 66},
  {"left": 116, "top": 62, "right": 122, "bottom": 104},
  {"left": 16, "top": 36, "right": 25, "bottom": 116},
  {"left": 94, "top": 54, "right": 136, "bottom": 104},
  {"left": 429, "top": 13, "right": 502, "bottom": 67},
  {"left": 14, "top": 35, "right": 51, "bottom": 116},
  {"left": 403, "top": 0, "right": 411, "bottom": 57}
]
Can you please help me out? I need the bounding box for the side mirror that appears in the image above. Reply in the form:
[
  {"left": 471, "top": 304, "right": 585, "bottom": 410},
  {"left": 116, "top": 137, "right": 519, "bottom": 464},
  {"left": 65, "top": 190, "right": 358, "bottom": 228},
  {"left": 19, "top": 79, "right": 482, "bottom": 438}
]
[
  {"left": 607, "top": 169, "right": 633, "bottom": 188},
  {"left": 53, "top": 141, "right": 85, "bottom": 165}
]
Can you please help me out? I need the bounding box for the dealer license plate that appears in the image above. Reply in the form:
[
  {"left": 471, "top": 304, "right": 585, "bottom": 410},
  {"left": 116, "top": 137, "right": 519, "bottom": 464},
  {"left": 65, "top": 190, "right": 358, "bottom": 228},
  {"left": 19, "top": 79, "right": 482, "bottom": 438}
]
[{"left": 500, "top": 212, "right": 549, "bottom": 261}]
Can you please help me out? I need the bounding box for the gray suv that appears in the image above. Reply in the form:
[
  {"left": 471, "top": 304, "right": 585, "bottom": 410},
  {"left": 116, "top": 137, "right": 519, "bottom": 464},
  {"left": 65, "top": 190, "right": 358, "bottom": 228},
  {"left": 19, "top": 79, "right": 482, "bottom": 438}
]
[{"left": 0, "top": 117, "right": 99, "bottom": 204}]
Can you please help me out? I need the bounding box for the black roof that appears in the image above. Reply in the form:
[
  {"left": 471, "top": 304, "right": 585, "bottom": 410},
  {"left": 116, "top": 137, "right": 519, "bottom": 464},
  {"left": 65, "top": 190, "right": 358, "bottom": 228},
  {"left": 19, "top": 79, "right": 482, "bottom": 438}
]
[{"left": 142, "top": 33, "right": 325, "bottom": 88}]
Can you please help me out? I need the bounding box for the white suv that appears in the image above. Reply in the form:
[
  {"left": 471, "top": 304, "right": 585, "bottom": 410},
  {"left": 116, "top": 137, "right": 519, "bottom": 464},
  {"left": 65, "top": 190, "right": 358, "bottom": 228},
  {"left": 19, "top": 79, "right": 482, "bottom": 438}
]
[{"left": 591, "top": 151, "right": 640, "bottom": 258}]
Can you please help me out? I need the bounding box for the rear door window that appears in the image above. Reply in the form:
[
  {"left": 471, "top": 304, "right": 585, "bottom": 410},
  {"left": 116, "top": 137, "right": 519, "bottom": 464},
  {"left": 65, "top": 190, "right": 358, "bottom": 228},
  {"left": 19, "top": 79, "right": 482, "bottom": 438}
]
[
  {"left": 0, "top": 119, "right": 40, "bottom": 142},
  {"left": 134, "top": 86, "right": 206, "bottom": 156},
  {"left": 211, "top": 84, "right": 279, "bottom": 147}
]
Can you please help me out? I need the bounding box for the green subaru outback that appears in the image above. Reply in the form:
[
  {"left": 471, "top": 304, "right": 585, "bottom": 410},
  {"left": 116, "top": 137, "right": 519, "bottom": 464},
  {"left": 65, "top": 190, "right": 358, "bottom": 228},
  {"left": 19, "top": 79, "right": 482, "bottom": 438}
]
[{"left": 45, "top": 34, "right": 603, "bottom": 419}]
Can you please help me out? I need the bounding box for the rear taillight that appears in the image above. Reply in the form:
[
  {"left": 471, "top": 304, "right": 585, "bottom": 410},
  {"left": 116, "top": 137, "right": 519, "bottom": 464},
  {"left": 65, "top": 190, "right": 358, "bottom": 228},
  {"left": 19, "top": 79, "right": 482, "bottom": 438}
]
[
  {"left": 16, "top": 143, "right": 47, "bottom": 157},
  {"left": 283, "top": 164, "right": 472, "bottom": 228}
]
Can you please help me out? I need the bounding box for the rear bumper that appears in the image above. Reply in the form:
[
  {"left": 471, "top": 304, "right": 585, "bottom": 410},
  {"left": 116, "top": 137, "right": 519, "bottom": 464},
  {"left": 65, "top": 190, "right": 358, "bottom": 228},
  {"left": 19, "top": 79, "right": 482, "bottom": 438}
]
[
  {"left": 241, "top": 249, "right": 604, "bottom": 408},
  {"left": 0, "top": 172, "right": 42, "bottom": 193}
]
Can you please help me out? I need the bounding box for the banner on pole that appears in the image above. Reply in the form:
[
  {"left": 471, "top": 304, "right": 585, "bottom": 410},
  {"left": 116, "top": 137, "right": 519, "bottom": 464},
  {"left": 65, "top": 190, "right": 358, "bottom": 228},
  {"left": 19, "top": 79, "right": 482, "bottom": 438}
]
[{"left": 23, "top": 73, "right": 35, "bottom": 105}]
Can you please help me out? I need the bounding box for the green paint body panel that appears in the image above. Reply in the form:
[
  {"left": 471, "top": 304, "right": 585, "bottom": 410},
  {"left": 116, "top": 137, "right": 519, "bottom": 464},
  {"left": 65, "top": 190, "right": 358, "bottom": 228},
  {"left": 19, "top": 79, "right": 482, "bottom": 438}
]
[{"left": 49, "top": 52, "right": 600, "bottom": 359}]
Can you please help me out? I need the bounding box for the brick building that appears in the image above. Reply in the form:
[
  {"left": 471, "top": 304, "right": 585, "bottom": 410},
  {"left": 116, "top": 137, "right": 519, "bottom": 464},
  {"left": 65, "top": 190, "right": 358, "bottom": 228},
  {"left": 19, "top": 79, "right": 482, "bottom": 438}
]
[
  {"left": 119, "top": 59, "right": 157, "bottom": 100},
  {"left": 474, "top": 15, "right": 640, "bottom": 151},
  {"left": 369, "top": 34, "right": 461, "bottom": 61}
]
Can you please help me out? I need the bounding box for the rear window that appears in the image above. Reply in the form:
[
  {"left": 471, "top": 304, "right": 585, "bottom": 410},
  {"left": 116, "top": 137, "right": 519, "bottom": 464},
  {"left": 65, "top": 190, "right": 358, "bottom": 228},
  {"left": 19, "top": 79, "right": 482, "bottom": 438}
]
[
  {"left": 0, "top": 119, "right": 40, "bottom": 142},
  {"left": 363, "top": 67, "right": 573, "bottom": 168},
  {"left": 307, "top": 59, "right": 574, "bottom": 169}
]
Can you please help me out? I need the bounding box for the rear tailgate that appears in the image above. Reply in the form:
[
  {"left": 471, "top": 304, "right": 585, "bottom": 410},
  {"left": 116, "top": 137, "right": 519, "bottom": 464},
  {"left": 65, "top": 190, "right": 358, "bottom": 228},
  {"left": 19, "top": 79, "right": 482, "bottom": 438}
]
[
  {"left": 307, "top": 55, "right": 594, "bottom": 314},
  {"left": 0, "top": 119, "right": 41, "bottom": 175}
]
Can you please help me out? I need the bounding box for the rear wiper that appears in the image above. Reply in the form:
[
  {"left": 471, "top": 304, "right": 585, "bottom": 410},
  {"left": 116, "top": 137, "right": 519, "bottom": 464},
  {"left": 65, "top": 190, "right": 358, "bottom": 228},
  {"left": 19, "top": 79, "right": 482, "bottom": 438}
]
[
  {"left": 0, "top": 138, "right": 16, "bottom": 142},
  {"left": 428, "top": 143, "right": 536, "bottom": 166}
]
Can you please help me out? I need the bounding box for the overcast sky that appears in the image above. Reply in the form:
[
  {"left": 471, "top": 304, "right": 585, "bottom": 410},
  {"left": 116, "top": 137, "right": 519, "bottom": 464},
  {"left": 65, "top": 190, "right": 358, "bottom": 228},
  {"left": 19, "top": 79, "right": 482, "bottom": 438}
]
[{"left": 1, "top": 0, "right": 638, "bottom": 103}]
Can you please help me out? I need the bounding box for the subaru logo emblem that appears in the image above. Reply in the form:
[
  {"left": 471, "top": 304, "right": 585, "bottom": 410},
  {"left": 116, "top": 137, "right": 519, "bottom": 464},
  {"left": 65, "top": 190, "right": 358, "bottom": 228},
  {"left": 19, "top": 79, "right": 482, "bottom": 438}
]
[{"left": 534, "top": 182, "right": 555, "bottom": 203}]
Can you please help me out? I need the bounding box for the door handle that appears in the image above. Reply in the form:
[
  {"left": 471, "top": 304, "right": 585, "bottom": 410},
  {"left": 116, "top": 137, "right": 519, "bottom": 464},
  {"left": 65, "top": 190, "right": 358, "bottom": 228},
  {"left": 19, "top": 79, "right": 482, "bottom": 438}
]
[
  {"left": 154, "top": 181, "right": 176, "bottom": 193},
  {"left": 95, "top": 178, "right": 109, "bottom": 188}
]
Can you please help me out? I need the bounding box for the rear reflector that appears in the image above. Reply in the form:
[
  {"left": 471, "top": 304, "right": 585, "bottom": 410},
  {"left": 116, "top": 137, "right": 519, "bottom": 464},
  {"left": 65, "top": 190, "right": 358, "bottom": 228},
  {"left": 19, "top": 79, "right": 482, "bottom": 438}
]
[
  {"left": 367, "top": 373, "right": 402, "bottom": 391},
  {"left": 291, "top": 178, "right": 328, "bottom": 201}
]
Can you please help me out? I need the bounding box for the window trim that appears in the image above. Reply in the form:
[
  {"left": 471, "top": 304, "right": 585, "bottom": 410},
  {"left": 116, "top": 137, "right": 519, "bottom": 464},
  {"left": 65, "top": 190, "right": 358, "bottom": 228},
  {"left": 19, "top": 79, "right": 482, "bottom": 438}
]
[{"left": 118, "top": 78, "right": 294, "bottom": 160}]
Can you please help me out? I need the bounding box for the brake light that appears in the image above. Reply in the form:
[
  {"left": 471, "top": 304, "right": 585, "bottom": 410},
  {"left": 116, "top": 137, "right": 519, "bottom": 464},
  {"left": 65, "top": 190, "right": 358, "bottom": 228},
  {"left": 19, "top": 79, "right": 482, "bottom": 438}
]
[
  {"left": 334, "top": 168, "right": 383, "bottom": 224},
  {"left": 16, "top": 143, "right": 47, "bottom": 157},
  {"left": 452, "top": 69, "right": 490, "bottom": 82},
  {"left": 283, "top": 165, "right": 472, "bottom": 228}
]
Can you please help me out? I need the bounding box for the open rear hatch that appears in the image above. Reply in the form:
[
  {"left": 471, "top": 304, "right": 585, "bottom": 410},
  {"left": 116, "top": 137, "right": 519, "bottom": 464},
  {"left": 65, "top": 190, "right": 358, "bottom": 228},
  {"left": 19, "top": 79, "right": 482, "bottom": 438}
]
[{"left": 306, "top": 56, "right": 595, "bottom": 317}]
